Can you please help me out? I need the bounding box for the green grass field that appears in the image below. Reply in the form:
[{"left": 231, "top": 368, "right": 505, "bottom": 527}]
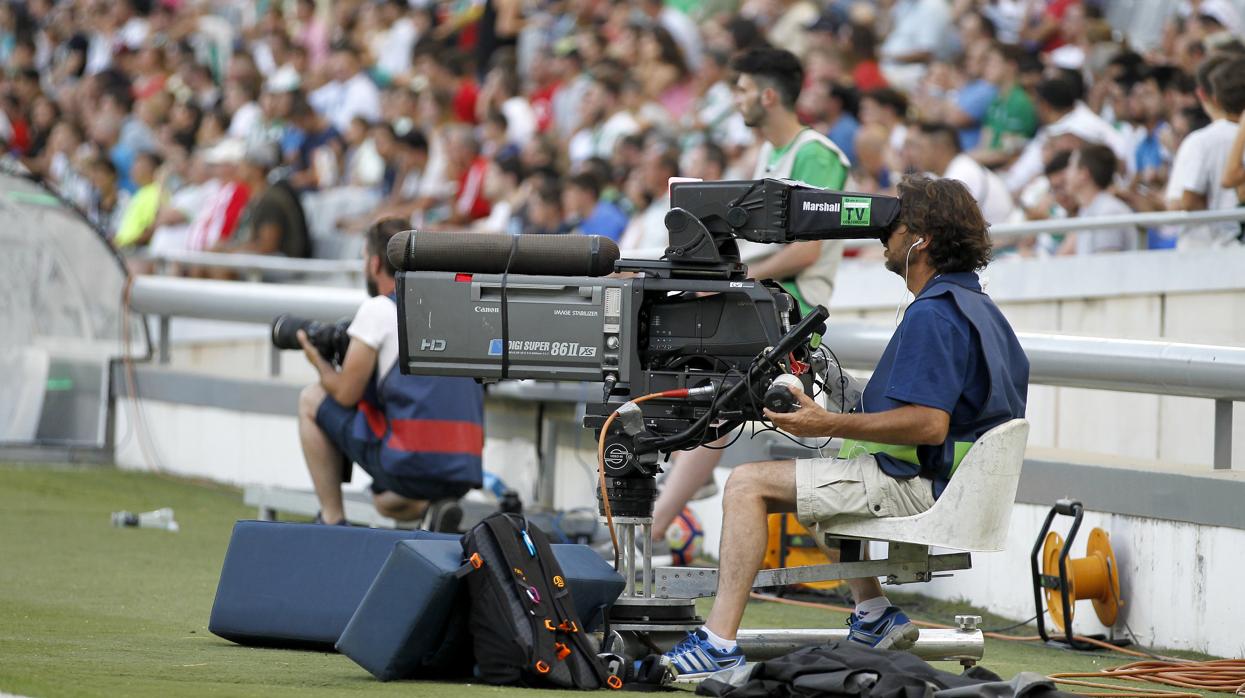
[{"left": 0, "top": 463, "right": 1217, "bottom": 697}]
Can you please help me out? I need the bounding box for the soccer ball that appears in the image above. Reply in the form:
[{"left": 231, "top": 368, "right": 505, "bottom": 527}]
[{"left": 665, "top": 507, "right": 704, "bottom": 566}]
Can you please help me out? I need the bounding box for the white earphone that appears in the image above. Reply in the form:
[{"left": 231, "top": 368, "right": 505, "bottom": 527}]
[{"left": 894, "top": 237, "right": 926, "bottom": 325}]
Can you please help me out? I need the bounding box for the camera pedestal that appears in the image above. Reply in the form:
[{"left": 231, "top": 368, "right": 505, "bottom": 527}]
[{"left": 603, "top": 515, "right": 701, "bottom": 634}]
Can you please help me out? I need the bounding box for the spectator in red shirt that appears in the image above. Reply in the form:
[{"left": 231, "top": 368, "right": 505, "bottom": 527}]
[{"left": 446, "top": 126, "right": 491, "bottom": 224}]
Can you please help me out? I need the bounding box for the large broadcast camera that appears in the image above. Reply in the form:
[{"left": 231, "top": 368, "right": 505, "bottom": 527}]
[{"left": 388, "top": 179, "right": 899, "bottom": 519}]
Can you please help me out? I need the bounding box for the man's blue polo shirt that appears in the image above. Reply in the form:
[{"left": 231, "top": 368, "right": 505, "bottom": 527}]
[{"left": 857, "top": 272, "right": 1028, "bottom": 497}]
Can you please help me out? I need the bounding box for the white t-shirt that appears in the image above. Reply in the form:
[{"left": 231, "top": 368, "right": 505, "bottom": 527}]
[
  {"left": 1076, "top": 191, "right": 1139, "bottom": 255},
  {"left": 310, "top": 73, "right": 382, "bottom": 133},
  {"left": 1006, "top": 103, "right": 1130, "bottom": 193},
  {"left": 943, "top": 153, "right": 1017, "bottom": 226},
  {"left": 617, "top": 195, "right": 671, "bottom": 259},
  {"left": 568, "top": 111, "right": 640, "bottom": 164},
  {"left": 500, "top": 96, "right": 537, "bottom": 147},
  {"left": 348, "top": 294, "right": 400, "bottom": 387},
  {"left": 1165, "top": 119, "right": 1242, "bottom": 248}
]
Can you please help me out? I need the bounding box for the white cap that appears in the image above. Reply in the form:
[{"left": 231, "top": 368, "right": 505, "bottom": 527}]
[
  {"left": 267, "top": 65, "right": 302, "bottom": 93},
  {"left": 1180, "top": 0, "right": 1243, "bottom": 35},
  {"left": 202, "top": 138, "right": 246, "bottom": 165}
]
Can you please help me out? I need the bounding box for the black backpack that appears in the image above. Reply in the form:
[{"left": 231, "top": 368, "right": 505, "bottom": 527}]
[{"left": 460, "top": 512, "right": 621, "bottom": 690}]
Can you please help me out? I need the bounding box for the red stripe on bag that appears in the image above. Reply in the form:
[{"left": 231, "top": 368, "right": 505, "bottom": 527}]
[
  {"left": 359, "top": 400, "right": 387, "bottom": 439},
  {"left": 388, "top": 419, "right": 484, "bottom": 455}
]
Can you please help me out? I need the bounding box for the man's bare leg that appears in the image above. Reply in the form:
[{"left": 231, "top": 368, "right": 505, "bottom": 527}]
[
  {"left": 299, "top": 384, "right": 347, "bottom": 524},
  {"left": 702, "top": 460, "right": 797, "bottom": 640},
  {"left": 373, "top": 491, "right": 429, "bottom": 521},
  {"left": 651, "top": 442, "right": 726, "bottom": 539}
]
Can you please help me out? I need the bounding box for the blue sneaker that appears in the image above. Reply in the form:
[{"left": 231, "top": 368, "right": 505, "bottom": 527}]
[
  {"left": 658, "top": 629, "right": 746, "bottom": 680},
  {"left": 846, "top": 606, "right": 920, "bottom": 649}
]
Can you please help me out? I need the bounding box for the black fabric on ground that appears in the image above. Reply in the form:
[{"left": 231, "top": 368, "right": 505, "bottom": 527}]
[{"left": 696, "top": 641, "right": 1075, "bottom": 698}]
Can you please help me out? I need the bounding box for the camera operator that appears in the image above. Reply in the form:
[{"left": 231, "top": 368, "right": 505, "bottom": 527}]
[
  {"left": 297, "top": 218, "right": 484, "bottom": 528},
  {"left": 656, "top": 176, "right": 1029, "bottom": 678},
  {"left": 650, "top": 47, "right": 855, "bottom": 545}
]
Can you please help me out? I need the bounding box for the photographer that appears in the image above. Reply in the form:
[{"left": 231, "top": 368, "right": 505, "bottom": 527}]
[
  {"left": 657, "top": 176, "right": 1029, "bottom": 678},
  {"left": 297, "top": 218, "right": 484, "bottom": 528}
]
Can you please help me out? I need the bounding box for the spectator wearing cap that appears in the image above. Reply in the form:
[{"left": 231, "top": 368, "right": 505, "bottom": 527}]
[
  {"left": 972, "top": 42, "right": 1038, "bottom": 169},
  {"left": 1004, "top": 75, "right": 1129, "bottom": 195},
  {"left": 186, "top": 139, "right": 252, "bottom": 252},
  {"left": 1057, "top": 143, "right": 1139, "bottom": 255},
  {"left": 212, "top": 143, "right": 310, "bottom": 263},
  {"left": 562, "top": 171, "right": 628, "bottom": 242},
  {"left": 912, "top": 122, "right": 1016, "bottom": 226},
  {"left": 1169, "top": 54, "right": 1245, "bottom": 247},
  {"left": 309, "top": 43, "right": 381, "bottom": 134}
]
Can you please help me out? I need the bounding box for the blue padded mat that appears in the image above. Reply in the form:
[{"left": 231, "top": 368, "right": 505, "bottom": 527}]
[
  {"left": 209, "top": 521, "right": 454, "bottom": 648},
  {"left": 209, "top": 520, "right": 624, "bottom": 658}
]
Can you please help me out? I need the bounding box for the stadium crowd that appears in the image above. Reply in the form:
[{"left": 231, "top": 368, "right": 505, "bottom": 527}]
[{"left": 4, "top": 0, "right": 1245, "bottom": 269}]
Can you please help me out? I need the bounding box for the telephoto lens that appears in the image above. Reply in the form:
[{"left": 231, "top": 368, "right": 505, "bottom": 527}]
[{"left": 270, "top": 314, "right": 352, "bottom": 365}]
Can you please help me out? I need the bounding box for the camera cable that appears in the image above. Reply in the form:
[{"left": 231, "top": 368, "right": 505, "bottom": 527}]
[{"left": 596, "top": 387, "right": 712, "bottom": 571}]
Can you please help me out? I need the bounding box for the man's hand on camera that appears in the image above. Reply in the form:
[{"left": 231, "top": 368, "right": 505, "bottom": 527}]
[
  {"left": 297, "top": 329, "right": 333, "bottom": 376},
  {"left": 763, "top": 386, "right": 836, "bottom": 437}
]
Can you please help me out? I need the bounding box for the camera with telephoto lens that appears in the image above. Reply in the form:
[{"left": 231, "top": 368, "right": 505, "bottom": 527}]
[
  {"left": 389, "top": 178, "right": 901, "bottom": 519},
  {"left": 271, "top": 314, "right": 351, "bottom": 366}
]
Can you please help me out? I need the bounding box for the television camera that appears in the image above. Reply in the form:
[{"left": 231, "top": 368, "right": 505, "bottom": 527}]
[{"left": 389, "top": 178, "right": 900, "bottom": 626}]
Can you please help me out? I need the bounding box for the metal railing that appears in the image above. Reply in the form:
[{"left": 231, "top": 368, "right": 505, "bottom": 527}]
[
  {"left": 135, "top": 250, "right": 364, "bottom": 282},
  {"left": 130, "top": 208, "right": 1245, "bottom": 276},
  {"left": 128, "top": 275, "right": 1244, "bottom": 470}
]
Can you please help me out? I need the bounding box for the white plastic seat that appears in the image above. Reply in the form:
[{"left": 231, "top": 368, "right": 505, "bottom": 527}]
[{"left": 815, "top": 419, "right": 1030, "bottom": 553}]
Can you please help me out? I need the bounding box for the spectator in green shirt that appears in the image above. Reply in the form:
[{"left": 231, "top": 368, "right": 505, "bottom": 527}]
[
  {"left": 112, "top": 151, "right": 165, "bottom": 249},
  {"left": 972, "top": 42, "right": 1038, "bottom": 169}
]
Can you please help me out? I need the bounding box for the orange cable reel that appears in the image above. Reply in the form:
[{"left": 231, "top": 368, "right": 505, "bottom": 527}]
[{"left": 1041, "top": 526, "right": 1122, "bottom": 634}]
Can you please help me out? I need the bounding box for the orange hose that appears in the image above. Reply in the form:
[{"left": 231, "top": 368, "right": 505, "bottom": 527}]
[{"left": 597, "top": 390, "right": 688, "bottom": 568}]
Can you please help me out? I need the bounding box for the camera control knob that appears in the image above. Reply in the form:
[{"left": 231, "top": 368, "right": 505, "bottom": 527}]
[
  {"left": 606, "top": 336, "right": 620, "bottom": 350},
  {"left": 764, "top": 374, "right": 804, "bottom": 413}
]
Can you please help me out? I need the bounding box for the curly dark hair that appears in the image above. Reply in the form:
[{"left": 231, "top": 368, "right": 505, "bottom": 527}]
[{"left": 896, "top": 175, "right": 992, "bottom": 274}]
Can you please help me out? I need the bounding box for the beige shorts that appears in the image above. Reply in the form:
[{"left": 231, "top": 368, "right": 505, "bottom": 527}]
[{"left": 794, "top": 454, "right": 936, "bottom": 527}]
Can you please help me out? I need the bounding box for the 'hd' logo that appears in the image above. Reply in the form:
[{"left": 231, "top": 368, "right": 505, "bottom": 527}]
[{"left": 420, "top": 338, "right": 447, "bottom": 352}]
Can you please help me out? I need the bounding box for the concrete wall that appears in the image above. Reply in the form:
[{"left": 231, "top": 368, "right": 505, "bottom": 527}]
[{"left": 915, "top": 501, "right": 1245, "bottom": 658}]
